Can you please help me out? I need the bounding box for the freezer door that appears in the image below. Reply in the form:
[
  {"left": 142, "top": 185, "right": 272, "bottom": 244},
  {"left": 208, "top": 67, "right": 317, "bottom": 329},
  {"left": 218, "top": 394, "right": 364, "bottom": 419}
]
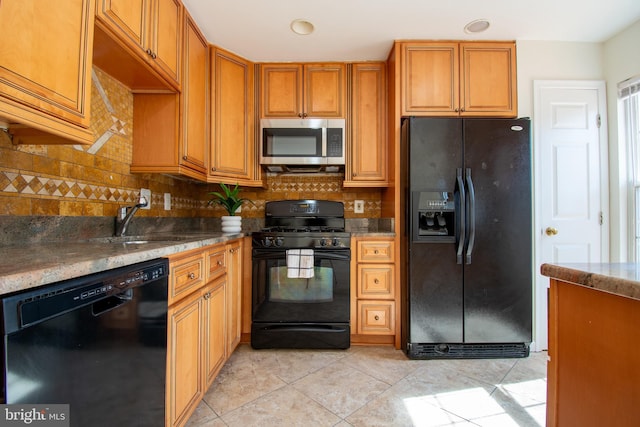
[
  {"left": 408, "top": 242, "right": 463, "bottom": 342},
  {"left": 462, "top": 118, "right": 532, "bottom": 343}
]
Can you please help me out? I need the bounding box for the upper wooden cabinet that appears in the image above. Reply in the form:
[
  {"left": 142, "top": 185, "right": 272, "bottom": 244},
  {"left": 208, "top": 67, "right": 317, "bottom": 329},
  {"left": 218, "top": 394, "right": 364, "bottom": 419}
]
[
  {"left": 180, "top": 12, "right": 209, "bottom": 175},
  {"left": 401, "top": 41, "right": 517, "bottom": 117},
  {"left": 210, "top": 47, "right": 257, "bottom": 184},
  {"left": 130, "top": 10, "right": 208, "bottom": 181},
  {"left": 345, "top": 62, "right": 388, "bottom": 187},
  {"left": 260, "top": 63, "right": 346, "bottom": 118},
  {"left": 95, "top": 0, "right": 183, "bottom": 90},
  {"left": 0, "top": 0, "right": 94, "bottom": 145}
]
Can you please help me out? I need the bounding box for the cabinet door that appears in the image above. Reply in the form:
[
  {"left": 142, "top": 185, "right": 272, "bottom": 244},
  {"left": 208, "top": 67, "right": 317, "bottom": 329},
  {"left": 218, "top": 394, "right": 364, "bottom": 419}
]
[
  {"left": 0, "top": 0, "right": 94, "bottom": 142},
  {"left": 167, "top": 291, "right": 203, "bottom": 427},
  {"left": 260, "top": 64, "right": 302, "bottom": 118},
  {"left": 95, "top": 0, "right": 149, "bottom": 50},
  {"left": 226, "top": 241, "right": 243, "bottom": 354},
  {"left": 150, "top": 0, "right": 182, "bottom": 86},
  {"left": 202, "top": 279, "right": 226, "bottom": 389},
  {"left": 401, "top": 43, "right": 459, "bottom": 116},
  {"left": 346, "top": 62, "right": 388, "bottom": 186},
  {"left": 181, "top": 13, "right": 208, "bottom": 174},
  {"left": 211, "top": 48, "right": 254, "bottom": 181},
  {"left": 304, "top": 64, "right": 346, "bottom": 118},
  {"left": 460, "top": 42, "right": 517, "bottom": 117}
]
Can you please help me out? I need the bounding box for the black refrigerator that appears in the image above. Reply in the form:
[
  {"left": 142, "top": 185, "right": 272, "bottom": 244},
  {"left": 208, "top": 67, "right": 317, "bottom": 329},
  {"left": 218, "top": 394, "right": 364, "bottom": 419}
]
[{"left": 403, "top": 117, "right": 532, "bottom": 359}]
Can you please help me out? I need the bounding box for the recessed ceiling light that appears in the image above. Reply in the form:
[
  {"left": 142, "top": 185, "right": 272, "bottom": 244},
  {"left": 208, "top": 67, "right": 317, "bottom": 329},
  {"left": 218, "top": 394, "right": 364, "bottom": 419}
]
[
  {"left": 290, "top": 19, "right": 314, "bottom": 35},
  {"left": 464, "top": 19, "right": 491, "bottom": 34}
]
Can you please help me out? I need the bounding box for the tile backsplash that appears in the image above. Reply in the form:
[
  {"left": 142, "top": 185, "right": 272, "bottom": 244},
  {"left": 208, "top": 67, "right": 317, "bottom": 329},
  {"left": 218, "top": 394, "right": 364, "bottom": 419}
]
[{"left": 0, "top": 68, "right": 382, "bottom": 226}]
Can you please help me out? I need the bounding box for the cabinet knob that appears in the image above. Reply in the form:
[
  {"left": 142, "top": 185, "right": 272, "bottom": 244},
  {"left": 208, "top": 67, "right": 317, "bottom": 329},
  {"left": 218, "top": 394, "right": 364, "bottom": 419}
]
[
  {"left": 454, "top": 108, "right": 459, "bottom": 112},
  {"left": 188, "top": 272, "right": 196, "bottom": 280},
  {"left": 203, "top": 292, "right": 211, "bottom": 300},
  {"left": 374, "top": 315, "right": 380, "bottom": 321},
  {"left": 374, "top": 278, "right": 379, "bottom": 284},
  {"left": 374, "top": 250, "right": 379, "bottom": 254},
  {"left": 151, "top": 52, "right": 157, "bottom": 59},
  {"left": 217, "top": 261, "right": 223, "bottom": 266},
  {"left": 545, "top": 227, "right": 559, "bottom": 236},
  {"left": 182, "top": 156, "right": 188, "bottom": 160},
  {"left": 211, "top": 167, "right": 216, "bottom": 172}
]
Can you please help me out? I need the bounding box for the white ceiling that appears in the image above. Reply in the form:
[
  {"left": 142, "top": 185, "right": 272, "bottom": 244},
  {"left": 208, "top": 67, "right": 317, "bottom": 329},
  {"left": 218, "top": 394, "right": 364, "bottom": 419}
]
[{"left": 181, "top": 0, "right": 640, "bottom": 62}]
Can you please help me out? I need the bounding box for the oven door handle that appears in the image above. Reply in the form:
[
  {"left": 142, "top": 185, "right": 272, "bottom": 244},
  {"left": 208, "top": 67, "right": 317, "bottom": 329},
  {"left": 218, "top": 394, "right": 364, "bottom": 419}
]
[{"left": 252, "top": 248, "right": 350, "bottom": 261}]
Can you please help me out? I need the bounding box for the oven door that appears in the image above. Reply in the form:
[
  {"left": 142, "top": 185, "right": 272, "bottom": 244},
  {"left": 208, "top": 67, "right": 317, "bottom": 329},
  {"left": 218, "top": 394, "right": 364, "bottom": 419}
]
[{"left": 252, "top": 248, "right": 349, "bottom": 323}]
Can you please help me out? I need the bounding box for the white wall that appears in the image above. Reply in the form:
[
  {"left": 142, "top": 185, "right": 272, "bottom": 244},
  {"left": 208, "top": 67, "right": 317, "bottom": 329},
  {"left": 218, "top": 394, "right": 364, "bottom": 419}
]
[
  {"left": 603, "top": 19, "right": 640, "bottom": 261},
  {"left": 516, "top": 40, "right": 604, "bottom": 118}
]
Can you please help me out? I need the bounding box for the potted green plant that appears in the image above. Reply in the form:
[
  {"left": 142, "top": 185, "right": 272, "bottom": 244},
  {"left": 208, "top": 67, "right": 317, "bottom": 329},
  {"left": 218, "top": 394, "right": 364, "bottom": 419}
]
[{"left": 207, "top": 183, "right": 254, "bottom": 233}]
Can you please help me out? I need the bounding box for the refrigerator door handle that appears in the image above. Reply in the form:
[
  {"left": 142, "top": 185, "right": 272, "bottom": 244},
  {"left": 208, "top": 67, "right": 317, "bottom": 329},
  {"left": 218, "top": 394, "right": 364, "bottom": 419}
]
[
  {"left": 456, "top": 168, "right": 465, "bottom": 264},
  {"left": 465, "top": 168, "right": 476, "bottom": 264}
]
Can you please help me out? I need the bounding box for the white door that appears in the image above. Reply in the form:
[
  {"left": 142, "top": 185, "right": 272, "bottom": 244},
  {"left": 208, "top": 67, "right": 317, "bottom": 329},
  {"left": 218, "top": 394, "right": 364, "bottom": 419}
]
[{"left": 533, "top": 80, "right": 609, "bottom": 351}]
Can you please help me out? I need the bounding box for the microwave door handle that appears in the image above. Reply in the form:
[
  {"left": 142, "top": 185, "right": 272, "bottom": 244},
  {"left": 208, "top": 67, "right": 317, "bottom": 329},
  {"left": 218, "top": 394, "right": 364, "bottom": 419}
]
[{"left": 321, "top": 127, "right": 327, "bottom": 157}]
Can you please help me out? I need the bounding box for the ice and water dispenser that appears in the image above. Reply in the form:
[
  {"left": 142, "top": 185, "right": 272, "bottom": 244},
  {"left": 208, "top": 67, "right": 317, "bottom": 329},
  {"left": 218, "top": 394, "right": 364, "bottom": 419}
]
[{"left": 412, "top": 191, "right": 456, "bottom": 242}]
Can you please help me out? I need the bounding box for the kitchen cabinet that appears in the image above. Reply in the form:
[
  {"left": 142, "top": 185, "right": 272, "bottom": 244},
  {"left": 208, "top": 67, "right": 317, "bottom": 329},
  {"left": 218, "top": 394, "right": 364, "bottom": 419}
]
[
  {"left": 260, "top": 63, "right": 346, "bottom": 118},
  {"left": 345, "top": 62, "right": 388, "bottom": 186},
  {"left": 95, "top": 0, "right": 183, "bottom": 90},
  {"left": 351, "top": 237, "right": 397, "bottom": 343},
  {"left": 401, "top": 41, "right": 517, "bottom": 117},
  {"left": 180, "top": 12, "right": 209, "bottom": 175},
  {"left": 546, "top": 277, "right": 640, "bottom": 427},
  {"left": 167, "top": 285, "right": 203, "bottom": 427},
  {"left": 166, "top": 239, "right": 244, "bottom": 427},
  {"left": 226, "top": 240, "right": 243, "bottom": 354},
  {"left": 210, "top": 47, "right": 259, "bottom": 185},
  {"left": 130, "top": 10, "right": 208, "bottom": 181},
  {"left": 0, "top": 0, "right": 94, "bottom": 145}
]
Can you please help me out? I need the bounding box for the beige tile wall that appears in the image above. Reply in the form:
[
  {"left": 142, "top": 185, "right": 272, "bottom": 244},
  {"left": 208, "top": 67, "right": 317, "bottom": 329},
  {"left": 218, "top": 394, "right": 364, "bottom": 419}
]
[{"left": 0, "top": 69, "right": 381, "bottom": 219}]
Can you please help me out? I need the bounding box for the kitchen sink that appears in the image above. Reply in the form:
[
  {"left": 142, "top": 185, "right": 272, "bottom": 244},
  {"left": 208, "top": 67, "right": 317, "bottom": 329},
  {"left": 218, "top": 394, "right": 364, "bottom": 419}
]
[{"left": 88, "top": 235, "right": 196, "bottom": 245}]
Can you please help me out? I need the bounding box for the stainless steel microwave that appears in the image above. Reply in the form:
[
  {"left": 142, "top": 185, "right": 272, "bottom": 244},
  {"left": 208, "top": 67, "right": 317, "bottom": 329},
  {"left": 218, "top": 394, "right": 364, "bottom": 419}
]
[{"left": 260, "top": 118, "right": 345, "bottom": 171}]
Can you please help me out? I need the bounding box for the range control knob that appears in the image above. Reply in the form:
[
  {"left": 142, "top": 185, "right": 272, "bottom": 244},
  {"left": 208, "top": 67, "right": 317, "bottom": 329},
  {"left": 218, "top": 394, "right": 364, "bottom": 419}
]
[
  {"left": 320, "top": 238, "right": 328, "bottom": 247},
  {"left": 274, "top": 237, "right": 284, "bottom": 247},
  {"left": 262, "top": 238, "right": 272, "bottom": 247},
  {"left": 332, "top": 238, "right": 341, "bottom": 247}
]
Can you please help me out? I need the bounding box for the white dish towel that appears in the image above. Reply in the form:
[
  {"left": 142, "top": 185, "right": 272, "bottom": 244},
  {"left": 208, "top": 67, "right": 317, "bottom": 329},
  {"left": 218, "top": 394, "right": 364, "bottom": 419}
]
[{"left": 286, "top": 249, "right": 315, "bottom": 278}]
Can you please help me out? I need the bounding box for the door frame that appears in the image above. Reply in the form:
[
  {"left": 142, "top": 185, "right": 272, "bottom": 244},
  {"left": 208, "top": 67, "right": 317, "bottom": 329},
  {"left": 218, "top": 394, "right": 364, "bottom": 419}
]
[{"left": 532, "top": 80, "right": 609, "bottom": 352}]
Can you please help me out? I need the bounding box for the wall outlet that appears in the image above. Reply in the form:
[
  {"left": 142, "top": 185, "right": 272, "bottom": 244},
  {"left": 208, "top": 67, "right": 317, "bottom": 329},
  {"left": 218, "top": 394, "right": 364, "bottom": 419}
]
[
  {"left": 140, "top": 188, "right": 151, "bottom": 209},
  {"left": 354, "top": 200, "right": 364, "bottom": 214},
  {"left": 164, "top": 193, "right": 171, "bottom": 210}
]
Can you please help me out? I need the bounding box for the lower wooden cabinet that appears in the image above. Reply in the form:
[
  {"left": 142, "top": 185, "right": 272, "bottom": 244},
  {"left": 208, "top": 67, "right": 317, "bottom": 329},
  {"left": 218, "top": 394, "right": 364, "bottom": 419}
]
[
  {"left": 167, "top": 287, "right": 204, "bottom": 427},
  {"left": 351, "top": 237, "right": 397, "bottom": 344},
  {"left": 166, "top": 238, "right": 243, "bottom": 427},
  {"left": 226, "top": 241, "right": 242, "bottom": 354}
]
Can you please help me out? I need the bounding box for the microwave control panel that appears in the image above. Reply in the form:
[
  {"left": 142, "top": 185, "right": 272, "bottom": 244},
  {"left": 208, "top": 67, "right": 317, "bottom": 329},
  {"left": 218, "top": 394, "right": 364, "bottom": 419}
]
[{"left": 326, "top": 128, "right": 343, "bottom": 157}]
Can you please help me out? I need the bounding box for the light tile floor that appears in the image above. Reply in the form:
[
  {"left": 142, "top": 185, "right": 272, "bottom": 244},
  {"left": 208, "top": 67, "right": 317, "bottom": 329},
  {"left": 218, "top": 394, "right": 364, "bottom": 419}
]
[{"left": 187, "top": 344, "right": 547, "bottom": 427}]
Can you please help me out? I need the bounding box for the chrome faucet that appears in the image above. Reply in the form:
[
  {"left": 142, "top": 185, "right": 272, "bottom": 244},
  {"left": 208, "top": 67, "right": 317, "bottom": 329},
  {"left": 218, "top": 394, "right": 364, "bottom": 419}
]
[{"left": 114, "top": 195, "right": 148, "bottom": 237}]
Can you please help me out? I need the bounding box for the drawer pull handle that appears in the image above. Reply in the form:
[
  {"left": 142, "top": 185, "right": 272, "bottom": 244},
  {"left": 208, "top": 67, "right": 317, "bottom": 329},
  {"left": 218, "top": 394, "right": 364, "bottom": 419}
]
[
  {"left": 188, "top": 272, "right": 196, "bottom": 280},
  {"left": 374, "top": 315, "right": 380, "bottom": 321}
]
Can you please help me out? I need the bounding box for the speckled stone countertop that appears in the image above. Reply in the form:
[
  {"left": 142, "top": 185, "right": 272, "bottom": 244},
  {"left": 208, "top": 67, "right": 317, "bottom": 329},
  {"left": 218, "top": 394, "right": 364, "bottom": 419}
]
[
  {"left": 0, "top": 232, "right": 243, "bottom": 296},
  {"left": 541, "top": 263, "right": 640, "bottom": 301}
]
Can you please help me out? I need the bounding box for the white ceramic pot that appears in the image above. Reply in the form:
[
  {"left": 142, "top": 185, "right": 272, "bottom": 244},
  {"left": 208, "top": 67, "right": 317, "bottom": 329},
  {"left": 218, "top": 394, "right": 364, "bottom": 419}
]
[{"left": 221, "top": 215, "right": 242, "bottom": 233}]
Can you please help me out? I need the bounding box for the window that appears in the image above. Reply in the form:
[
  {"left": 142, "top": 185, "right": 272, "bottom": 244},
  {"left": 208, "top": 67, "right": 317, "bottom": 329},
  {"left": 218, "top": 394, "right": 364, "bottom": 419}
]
[{"left": 619, "top": 76, "right": 640, "bottom": 261}]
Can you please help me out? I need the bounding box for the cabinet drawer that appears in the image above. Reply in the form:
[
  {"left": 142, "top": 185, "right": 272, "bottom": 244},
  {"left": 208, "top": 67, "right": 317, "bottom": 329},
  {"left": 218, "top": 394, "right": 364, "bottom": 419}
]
[
  {"left": 357, "top": 265, "right": 394, "bottom": 299},
  {"left": 357, "top": 301, "right": 395, "bottom": 335},
  {"left": 206, "top": 246, "right": 227, "bottom": 281},
  {"left": 357, "top": 240, "right": 395, "bottom": 262},
  {"left": 170, "top": 252, "right": 205, "bottom": 304}
]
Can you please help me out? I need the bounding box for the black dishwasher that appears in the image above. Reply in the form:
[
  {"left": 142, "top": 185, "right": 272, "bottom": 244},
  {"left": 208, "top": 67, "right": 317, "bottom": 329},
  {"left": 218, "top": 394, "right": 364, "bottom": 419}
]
[{"left": 0, "top": 258, "right": 169, "bottom": 427}]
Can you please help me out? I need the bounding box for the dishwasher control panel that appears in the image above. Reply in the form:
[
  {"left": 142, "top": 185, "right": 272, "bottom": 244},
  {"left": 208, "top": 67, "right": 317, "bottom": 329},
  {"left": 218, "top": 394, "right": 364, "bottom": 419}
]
[{"left": 1, "top": 258, "right": 169, "bottom": 333}]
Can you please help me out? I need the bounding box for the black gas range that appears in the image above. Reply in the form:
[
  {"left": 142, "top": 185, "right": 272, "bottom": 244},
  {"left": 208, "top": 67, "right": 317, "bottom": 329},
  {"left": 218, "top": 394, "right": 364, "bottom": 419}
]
[
  {"left": 251, "top": 200, "right": 351, "bottom": 349},
  {"left": 252, "top": 200, "right": 351, "bottom": 250}
]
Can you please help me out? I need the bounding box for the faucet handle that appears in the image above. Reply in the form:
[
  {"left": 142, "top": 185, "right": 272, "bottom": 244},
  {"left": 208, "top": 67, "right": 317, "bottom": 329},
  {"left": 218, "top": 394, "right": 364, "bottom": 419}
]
[{"left": 137, "top": 195, "right": 148, "bottom": 208}]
